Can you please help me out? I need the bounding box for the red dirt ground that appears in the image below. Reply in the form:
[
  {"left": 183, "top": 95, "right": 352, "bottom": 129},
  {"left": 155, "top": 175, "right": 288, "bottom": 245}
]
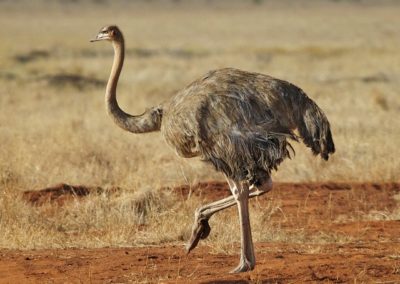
[{"left": 2, "top": 182, "right": 400, "bottom": 283}]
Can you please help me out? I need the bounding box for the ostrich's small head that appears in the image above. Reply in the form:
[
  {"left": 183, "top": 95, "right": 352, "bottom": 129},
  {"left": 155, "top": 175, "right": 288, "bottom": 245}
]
[{"left": 90, "top": 25, "right": 122, "bottom": 42}]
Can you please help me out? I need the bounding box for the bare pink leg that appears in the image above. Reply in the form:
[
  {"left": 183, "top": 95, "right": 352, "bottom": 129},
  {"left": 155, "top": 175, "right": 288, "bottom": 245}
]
[{"left": 229, "top": 180, "right": 255, "bottom": 273}]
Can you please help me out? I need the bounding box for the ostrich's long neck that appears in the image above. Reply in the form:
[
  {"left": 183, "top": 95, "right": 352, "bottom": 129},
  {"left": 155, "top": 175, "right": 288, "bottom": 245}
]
[{"left": 106, "top": 38, "right": 162, "bottom": 133}]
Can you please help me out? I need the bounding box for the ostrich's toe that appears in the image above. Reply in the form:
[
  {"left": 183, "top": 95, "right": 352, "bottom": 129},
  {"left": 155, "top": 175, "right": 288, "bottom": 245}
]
[
  {"left": 186, "top": 219, "right": 211, "bottom": 253},
  {"left": 229, "top": 258, "right": 255, "bottom": 273}
]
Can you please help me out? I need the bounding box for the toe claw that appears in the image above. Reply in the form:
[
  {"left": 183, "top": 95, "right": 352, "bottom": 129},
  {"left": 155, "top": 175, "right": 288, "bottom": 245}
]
[{"left": 229, "top": 259, "right": 255, "bottom": 273}]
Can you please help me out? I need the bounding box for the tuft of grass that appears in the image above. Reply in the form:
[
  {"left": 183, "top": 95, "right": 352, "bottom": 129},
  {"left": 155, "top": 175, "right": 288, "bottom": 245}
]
[{"left": 0, "top": 184, "right": 186, "bottom": 249}]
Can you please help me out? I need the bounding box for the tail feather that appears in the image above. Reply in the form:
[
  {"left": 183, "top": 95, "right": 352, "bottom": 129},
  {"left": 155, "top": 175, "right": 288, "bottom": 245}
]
[{"left": 297, "top": 98, "right": 335, "bottom": 160}]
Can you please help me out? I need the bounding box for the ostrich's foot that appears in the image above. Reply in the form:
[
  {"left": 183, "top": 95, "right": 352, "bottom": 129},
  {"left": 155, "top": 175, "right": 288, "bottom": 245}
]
[
  {"left": 186, "top": 218, "right": 211, "bottom": 253},
  {"left": 230, "top": 257, "right": 255, "bottom": 273}
]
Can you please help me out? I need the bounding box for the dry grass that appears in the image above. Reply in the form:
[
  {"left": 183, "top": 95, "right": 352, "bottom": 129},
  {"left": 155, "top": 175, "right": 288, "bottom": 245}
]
[
  {"left": 0, "top": 182, "right": 357, "bottom": 251},
  {"left": 0, "top": 0, "right": 399, "bottom": 249}
]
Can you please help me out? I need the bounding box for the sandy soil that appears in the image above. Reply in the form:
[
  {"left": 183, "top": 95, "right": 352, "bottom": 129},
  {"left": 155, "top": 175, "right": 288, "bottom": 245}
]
[{"left": 2, "top": 182, "right": 400, "bottom": 283}]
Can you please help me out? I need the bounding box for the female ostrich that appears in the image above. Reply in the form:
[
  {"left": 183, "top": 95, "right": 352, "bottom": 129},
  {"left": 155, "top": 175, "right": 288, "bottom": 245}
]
[{"left": 91, "top": 25, "right": 335, "bottom": 273}]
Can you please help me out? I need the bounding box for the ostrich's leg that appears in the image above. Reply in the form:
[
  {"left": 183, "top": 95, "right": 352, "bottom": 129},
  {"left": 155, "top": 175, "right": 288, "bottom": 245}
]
[
  {"left": 229, "top": 180, "right": 255, "bottom": 273},
  {"left": 186, "top": 178, "right": 272, "bottom": 253}
]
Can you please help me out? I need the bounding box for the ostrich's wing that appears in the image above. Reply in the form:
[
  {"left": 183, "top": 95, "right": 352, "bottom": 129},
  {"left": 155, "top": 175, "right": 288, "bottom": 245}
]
[{"left": 162, "top": 68, "right": 299, "bottom": 182}]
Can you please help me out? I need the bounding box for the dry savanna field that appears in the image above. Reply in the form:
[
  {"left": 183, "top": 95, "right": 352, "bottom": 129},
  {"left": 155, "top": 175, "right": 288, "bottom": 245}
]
[{"left": 0, "top": 0, "right": 399, "bottom": 282}]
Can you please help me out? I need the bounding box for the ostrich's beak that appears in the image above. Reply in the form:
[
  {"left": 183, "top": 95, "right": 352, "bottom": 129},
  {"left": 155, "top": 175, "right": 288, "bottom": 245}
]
[
  {"left": 90, "top": 33, "right": 109, "bottom": 42},
  {"left": 90, "top": 35, "right": 102, "bottom": 42}
]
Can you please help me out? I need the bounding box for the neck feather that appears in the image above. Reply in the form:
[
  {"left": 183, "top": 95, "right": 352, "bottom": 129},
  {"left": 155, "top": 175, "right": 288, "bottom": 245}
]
[{"left": 105, "top": 36, "right": 162, "bottom": 133}]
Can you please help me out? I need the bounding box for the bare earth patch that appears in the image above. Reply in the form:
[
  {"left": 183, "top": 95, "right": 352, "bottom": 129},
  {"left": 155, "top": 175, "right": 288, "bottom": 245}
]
[{"left": 1, "top": 182, "right": 400, "bottom": 283}]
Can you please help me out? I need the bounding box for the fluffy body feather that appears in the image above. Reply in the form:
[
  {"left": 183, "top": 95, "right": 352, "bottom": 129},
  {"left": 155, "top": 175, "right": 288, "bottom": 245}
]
[{"left": 162, "top": 68, "right": 335, "bottom": 184}]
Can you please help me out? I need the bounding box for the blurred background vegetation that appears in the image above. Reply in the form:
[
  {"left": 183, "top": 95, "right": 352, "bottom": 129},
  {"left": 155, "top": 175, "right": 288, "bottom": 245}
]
[{"left": 0, "top": 0, "right": 399, "bottom": 192}]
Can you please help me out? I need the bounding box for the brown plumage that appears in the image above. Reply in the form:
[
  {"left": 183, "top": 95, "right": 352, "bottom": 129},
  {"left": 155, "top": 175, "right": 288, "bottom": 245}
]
[
  {"left": 91, "top": 25, "right": 335, "bottom": 273},
  {"left": 162, "top": 68, "right": 334, "bottom": 183}
]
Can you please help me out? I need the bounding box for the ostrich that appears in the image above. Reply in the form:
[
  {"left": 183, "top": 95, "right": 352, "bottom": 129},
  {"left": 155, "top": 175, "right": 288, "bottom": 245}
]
[{"left": 91, "top": 25, "right": 335, "bottom": 273}]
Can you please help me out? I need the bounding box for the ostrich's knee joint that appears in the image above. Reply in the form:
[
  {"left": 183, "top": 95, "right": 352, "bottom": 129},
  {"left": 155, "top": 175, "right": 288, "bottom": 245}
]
[
  {"left": 194, "top": 206, "right": 208, "bottom": 221},
  {"left": 253, "top": 177, "right": 273, "bottom": 196}
]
